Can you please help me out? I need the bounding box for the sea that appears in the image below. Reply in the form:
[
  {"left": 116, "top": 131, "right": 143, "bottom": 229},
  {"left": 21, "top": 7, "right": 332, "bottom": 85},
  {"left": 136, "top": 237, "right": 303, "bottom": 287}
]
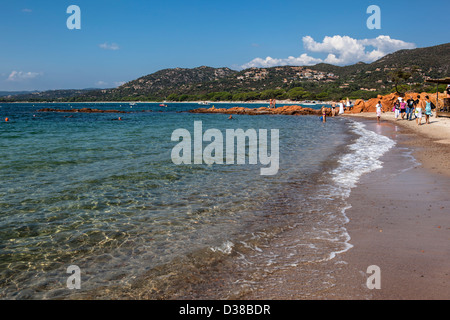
[{"left": 0, "top": 102, "right": 395, "bottom": 299}]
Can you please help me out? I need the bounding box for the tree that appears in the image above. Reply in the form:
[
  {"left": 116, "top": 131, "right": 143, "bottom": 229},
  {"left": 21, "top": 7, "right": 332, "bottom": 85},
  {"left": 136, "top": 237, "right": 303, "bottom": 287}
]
[
  {"left": 389, "top": 68, "right": 412, "bottom": 94},
  {"left": 316, "top": 92, "right": 329, "bottom": 101},
  {"left": 288, "top": 87, "right": 309, "bottom": 101},
  {"left": 167, "top": 93, "right": 179, "bottom": 101}
]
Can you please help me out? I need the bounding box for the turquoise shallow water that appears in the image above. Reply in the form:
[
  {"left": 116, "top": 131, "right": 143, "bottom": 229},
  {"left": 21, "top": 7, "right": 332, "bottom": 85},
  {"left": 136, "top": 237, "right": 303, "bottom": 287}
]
[{"left": 0, "top": 102, "right": 359, "bottom": 299}]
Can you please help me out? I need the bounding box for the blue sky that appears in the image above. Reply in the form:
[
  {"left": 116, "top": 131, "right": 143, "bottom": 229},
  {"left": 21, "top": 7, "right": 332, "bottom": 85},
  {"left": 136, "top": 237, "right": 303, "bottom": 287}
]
[{"left": 1, "top": 0, "right": 448, "bottom": 91}]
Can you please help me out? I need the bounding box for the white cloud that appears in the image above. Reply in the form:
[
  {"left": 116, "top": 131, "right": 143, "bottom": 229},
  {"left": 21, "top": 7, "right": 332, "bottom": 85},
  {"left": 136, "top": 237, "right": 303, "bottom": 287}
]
[
  {"left": 241, "top": 35, "right": 416, "bottom": 68},
  {"left": 99, "top": 42, "right": 120, "bottom": 51},
  {"left": 114, "top": 81, "right": 126, "bottom": 87},
  {"left": 95, "top": 81, "right": 126, "bottom": 88},
  {"left": 95, "top": 81, "right": 108, "bottom": 87},
  {"left": 241, "top": 53, "right": 322, "bottom": 69},
  {"left": 7, "top": 71, "right": 41, "bottom": 82}
]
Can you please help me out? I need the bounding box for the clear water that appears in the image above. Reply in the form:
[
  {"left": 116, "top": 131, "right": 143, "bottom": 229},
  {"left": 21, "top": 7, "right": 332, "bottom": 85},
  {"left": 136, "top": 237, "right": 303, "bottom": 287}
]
[{"left": 0, "top": 103, "right": 394, "bottom": 299}]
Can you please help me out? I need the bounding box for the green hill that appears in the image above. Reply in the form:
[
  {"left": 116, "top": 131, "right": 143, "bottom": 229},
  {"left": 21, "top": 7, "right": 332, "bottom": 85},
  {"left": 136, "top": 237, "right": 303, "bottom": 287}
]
[{"left": 3, "top": 43, "right": 449, "bottom": 102}]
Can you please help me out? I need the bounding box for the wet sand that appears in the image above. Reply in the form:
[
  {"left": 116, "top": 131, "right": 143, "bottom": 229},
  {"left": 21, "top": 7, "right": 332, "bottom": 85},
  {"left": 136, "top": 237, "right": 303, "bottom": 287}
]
[
  {"left": 346, "top": 112, "right": 450, "bottom": 176},
  {"left": 243, "top": 114, "right": 450, "bottom": 300},
  {"left": 327, "top": 115, "right": 450, "bottom": 299}
]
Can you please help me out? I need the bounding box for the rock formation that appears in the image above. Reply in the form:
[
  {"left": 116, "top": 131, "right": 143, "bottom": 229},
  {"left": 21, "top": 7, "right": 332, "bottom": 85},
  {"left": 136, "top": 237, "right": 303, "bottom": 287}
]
[{"left": 189, "top": 105, "right": 330, "bottom": 116}]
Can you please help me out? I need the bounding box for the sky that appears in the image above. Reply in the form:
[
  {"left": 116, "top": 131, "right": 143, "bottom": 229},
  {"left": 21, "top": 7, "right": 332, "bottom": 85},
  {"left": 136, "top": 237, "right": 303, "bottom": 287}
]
[{"left": 0, "top": 0, "right": 449, "bottom": 91}]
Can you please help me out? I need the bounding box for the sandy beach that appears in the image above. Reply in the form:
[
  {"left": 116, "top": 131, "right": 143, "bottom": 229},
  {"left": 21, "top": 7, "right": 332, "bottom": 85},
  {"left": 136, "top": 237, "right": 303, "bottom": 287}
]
[
  {"left": 346, "top": 112, "right": 450, "bottom": 176},
  {"left": 333, "top": 114, "right": 450, "bottom": 299},
  {"left": 241, "top": 111, "right": 450, "bottom": 300}
]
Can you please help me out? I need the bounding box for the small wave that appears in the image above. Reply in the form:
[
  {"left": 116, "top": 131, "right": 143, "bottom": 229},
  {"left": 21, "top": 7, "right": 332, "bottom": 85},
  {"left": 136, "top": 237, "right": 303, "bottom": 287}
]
[
  {"left": 325, "top": 120, "right": 396, "bottom": 259},
  {"left": 331, "top": 120, "right": 396, "bottom": 192}
]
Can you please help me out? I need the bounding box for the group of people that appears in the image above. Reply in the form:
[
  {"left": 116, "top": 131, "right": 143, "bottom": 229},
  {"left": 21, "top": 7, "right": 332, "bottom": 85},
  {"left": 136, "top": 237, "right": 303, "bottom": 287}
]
[
  {"left": 320, "top": 101, "right": 347, "bottom": 122},
  {"left": 376, "top": 95, "right": 434, "bottom": 125},
  {"left": 269, "top": 99, "right": 276, "bottom": 108},
  {"left": 331, "top": 101, "right": 346, "bottom": 117}
]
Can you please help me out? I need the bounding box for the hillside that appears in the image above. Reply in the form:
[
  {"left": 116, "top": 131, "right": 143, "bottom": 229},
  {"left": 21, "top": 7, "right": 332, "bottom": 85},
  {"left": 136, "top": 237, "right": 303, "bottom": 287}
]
[
  {"left": 4, "top": 89, "right": 101, "bottom": 101},
  {"left": 3, "top": 43, "right": 449, "bottom": 102},
  {"left": 80, "top": 66, "right": 237, "bottom": 101},
  {"left": 0, "top": 91, "right": 38, "bottom": 97}
]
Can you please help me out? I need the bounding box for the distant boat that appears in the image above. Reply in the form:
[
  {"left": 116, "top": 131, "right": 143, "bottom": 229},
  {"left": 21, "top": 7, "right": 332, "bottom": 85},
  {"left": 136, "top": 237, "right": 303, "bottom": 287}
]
[
  {"left": 198, "top": 101, "right": 210, "bottom": 106},
  {"left": 130, "top": 102, "right": 136, "bottom": 106},
  {"left": 159, "top": 104, "right": 167, "bottom": 107},
  {"left": 302, "top": 101, "right": 319, "bottom": 106}
]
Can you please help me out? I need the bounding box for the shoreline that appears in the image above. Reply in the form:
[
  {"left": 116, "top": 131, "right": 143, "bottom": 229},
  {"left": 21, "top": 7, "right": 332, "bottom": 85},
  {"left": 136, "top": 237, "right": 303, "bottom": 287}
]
[
  {"left": 344, "top": 112, "right": 450, "bottom": 177},
  {"left": 334, "top": 116, "right": 450, "bottom": 299},
  {"left": 241, "top": 114, "right": 450, "bottom": 300},
  {"left": 319, "top": 115, "right": 450, "bottom": 299},
  {"left": 1, "top": 100, "right": 332, "bottom": 105}
]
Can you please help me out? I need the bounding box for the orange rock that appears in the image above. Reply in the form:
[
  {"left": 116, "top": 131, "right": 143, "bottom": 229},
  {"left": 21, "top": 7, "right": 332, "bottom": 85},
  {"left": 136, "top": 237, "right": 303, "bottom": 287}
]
[{"left": 351, "top": 99, "right": 365, "bottom": 113}]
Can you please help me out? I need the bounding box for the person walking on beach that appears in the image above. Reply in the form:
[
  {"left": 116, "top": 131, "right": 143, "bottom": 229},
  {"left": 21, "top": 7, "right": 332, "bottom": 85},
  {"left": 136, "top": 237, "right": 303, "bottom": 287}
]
[
  {"left": 424, "top": 95, "right": 433, "bottom": 125},
  {"left": 406, "top": 95, "right": 415, "bottom": 121},
  {"left": 400, "top": 98, "right": 407, "bottom": 120},
  {"left": 415, "top": 95, "right": 424, "bottom": 126},
  {"left": 393, "top": 100, "right": 400, "bottom": 120},
  {"left": 376, "top": 101, "right": 382, "bottom": 123}
]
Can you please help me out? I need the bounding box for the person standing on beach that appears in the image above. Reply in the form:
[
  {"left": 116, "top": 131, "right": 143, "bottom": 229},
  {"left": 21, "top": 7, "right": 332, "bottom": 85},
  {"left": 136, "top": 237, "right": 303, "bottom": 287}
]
[
  {"left": 424, "top": 96, "right": 432, "bottom": 125},
  {"left": 346, "top": 98, "right": 352, "bottom": 111},
  {"left": 331, "top": 102, "right": 336, "bottom": 117},
  {"left": 415, "top": 95, "right": 424, "bottom": 126},
  {"left": 400, "top": 98, "right": 407, "bottom": 120},
  {"left": 376, "top": 101, "right": 382, "bottom": 123},
  {"left": 406, "top": 96, "right": 415, "bottom": 121},
  {"left": 394, "top": 101, "right": 400, "bottom": 120},
  {"left": 339, "top": 101, "right": 345, "bottom": 115}
]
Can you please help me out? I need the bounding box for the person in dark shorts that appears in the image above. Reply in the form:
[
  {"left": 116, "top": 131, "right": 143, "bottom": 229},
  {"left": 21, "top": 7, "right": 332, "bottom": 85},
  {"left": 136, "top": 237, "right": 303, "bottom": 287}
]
[{"left": 406, "top": 96, "right": 415, "bottom": 120}]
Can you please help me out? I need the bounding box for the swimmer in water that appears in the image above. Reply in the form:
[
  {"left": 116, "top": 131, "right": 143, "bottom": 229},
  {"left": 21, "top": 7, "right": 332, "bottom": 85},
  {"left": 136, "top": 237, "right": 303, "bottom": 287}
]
[
  {"left": 228, "top": 115, "right": 233, "bottom": 120},
  {"left": 321, "top": 106, "right": 327, "bottom": 123}
]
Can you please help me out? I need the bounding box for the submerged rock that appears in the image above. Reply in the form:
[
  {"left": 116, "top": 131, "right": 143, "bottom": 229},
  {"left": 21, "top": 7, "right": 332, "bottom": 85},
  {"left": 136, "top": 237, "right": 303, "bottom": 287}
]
[{"left": 38, "top": 108, "right": 129, "bottom": 114}]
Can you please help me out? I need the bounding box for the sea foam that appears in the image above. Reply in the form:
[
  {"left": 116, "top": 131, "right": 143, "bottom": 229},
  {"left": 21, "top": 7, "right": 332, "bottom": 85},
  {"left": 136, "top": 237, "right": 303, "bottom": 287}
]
[{"left": 327, "top": 119, "right": 396, "bottom": 258}]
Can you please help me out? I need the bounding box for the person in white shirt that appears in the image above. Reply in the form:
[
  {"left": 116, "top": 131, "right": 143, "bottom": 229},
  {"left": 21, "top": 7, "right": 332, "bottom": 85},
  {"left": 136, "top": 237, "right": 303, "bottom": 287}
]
[
  {"left": 339, "top": 101, "right": 345, "bottom": 115},
  {"left": 376, "top": 101, "right": 382, "bottom": 123}
]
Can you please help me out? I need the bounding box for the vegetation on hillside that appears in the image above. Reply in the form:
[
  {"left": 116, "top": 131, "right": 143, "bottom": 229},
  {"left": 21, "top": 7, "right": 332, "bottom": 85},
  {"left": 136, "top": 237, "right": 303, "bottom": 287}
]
[{"left": 2, "top": 43, "right": 448, "bottom": 103}]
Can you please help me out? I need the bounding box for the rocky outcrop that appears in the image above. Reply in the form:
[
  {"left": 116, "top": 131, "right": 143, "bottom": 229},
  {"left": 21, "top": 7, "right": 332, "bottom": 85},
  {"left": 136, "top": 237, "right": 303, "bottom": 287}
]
[
  {"left": 348, "top": 92, "right": 446, "bottom": 113},
  {"left": 189, "top": 105, "right": 330, "bottom": 116}
]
